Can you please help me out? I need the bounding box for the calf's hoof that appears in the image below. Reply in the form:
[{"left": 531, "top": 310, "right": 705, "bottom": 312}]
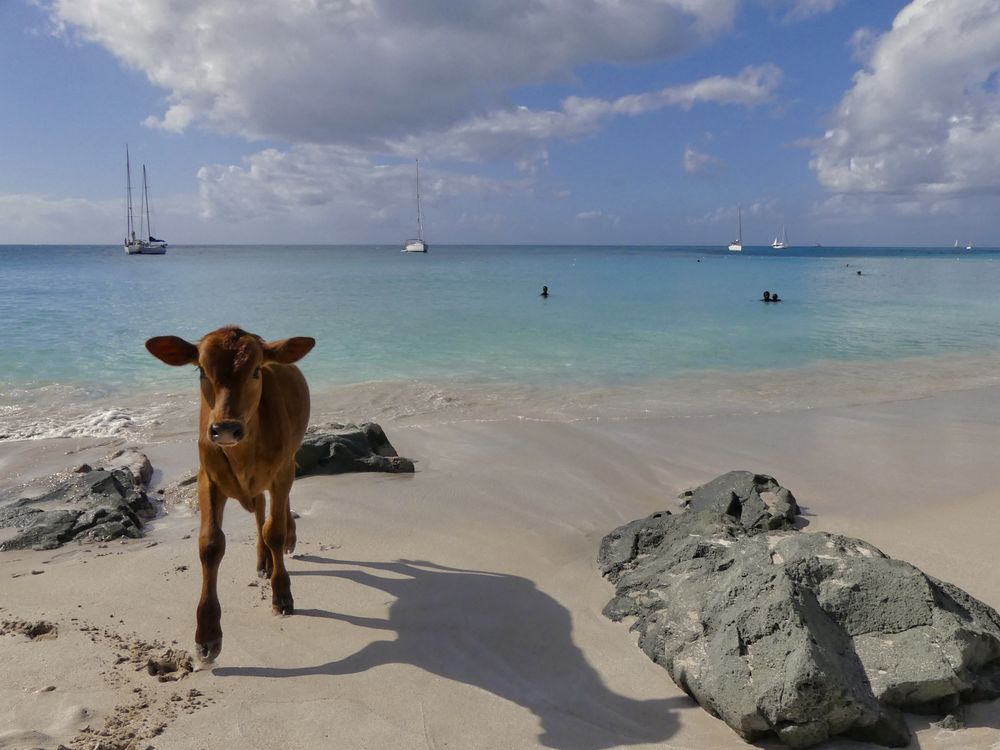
[
  {"left": 257, "top": 565, "right": 272, "bottom": 579},
  {"left": 273, "top": 597, "right": 294, "bottom": 616},
  {"left": 196, "top": 637, "right": 223, "bottom": 664}
]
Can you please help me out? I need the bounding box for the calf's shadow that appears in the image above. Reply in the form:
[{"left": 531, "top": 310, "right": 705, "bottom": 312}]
[{"left": 215, "top": 557, "right": 684, "bottom": 749}]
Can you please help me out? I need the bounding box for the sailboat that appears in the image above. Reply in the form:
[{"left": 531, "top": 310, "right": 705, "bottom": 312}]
[
  {"left": 728, "top": 206, "right": 743, "bottom": 252},
  {"left": 402, "top": 159, "right": 428, "bottom": 253},
  {"left": 124, "top": 146, "right": 167, "bottom": 255},
  {"left": 771, "top": 226, "right": 788, "bottom": 249}
]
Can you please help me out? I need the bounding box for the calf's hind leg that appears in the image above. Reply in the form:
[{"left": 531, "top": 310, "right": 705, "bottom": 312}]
[
  {"left": 263, "top": 464, "right": 296, "bottom": 615},
  {"left": 285, "top": 504, "right": 297, "bottom": 555},
  {"left": 253, "top": 494, "right": 271, "bottom": 578}
]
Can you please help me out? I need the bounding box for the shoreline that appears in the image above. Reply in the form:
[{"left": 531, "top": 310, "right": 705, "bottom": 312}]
[{"left": 6, "top": 350, "right": 1000, "bottom": 445}]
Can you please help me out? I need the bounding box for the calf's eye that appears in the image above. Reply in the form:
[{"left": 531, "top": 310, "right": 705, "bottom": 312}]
[{"left": 253, "top": 366, "right": 261, "bottom": 379}]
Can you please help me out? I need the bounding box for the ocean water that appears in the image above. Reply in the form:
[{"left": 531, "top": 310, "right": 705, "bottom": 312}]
[{"left": 3, "top": 244, "right": 1000, "bottom": 437}]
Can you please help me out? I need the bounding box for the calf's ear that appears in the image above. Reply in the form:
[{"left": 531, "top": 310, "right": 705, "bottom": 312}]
[
  {"left": 146, "top": 336, "right": 199, "bottom": 366},
  {"left": 264, "top": 337, "right": 316, "bottom": 364}
]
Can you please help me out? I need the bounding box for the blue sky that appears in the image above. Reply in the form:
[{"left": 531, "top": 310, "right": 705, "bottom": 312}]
[{"left": 2, "top": 0, "right": 999, "bottom": 246}]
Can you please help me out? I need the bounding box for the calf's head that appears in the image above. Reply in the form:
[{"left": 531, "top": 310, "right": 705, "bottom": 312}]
[{"left": 146, "top": 326, "right": 315, "bottom": 447}]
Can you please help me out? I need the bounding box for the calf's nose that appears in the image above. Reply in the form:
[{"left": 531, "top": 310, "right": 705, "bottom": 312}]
[{"left": 210, "top": 421, "right": 244, "bottom": 445}]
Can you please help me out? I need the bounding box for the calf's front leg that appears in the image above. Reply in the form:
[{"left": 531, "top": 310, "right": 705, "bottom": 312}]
[{"left": 196, "top": 472, "right": 227, "bottom": 662}]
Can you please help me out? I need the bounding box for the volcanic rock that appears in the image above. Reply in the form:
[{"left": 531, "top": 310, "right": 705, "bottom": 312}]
[{"left": 599, "top": 478, "right": 1000, "bottom": 748}]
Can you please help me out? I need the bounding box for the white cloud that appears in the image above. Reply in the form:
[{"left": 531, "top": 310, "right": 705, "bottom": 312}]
[
  {"left": 46, "top": 0, "right": 741, "bottom": 147},
  {"left": 847, "top": 26, "right": 877, "bottom": 64},
  {"left": 195, "top": 64, "right": 779, "bottom": 223},
  {"left": 682, "top": 145, "right": 726, "bottom": 175},
  {"left": 390, "top": 65, "right": 781, "bottom": 163},
  {"left": 811, "top": 0, "right": 1000, "bottom": 203},
  {"left": 0, "top": 191, "right": 199, "bottom": 244},
  {"left": 0, "top": 193, "right": 118, "bottom": 243},
  {"left": 575, "top": 210, "right": 621, "bottom": 227},
  {"left": 813, "top": 192, "right": 963, "bottom": 224},
  {"left": 691, "top": 198, "right": 779, "bottom": 224},
  {"left": 757, "top": 0, "right": 846, "bottom": 23},
  {"left": 197, "top": 146, "right": 530, "bottom": 224},
  {"left": 748, "top": 198, "right": 780, "bottom": 217},
  {"left": 782, "top": 0, "right": 844, "bottom": 22},
  {"left": 690, "top": 205, "right": 734, "bottom": 224}
]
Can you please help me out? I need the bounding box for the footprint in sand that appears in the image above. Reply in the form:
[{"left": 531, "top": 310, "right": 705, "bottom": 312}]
[{"left": 0, "top": 619, "right": 58, "bottom": 640}]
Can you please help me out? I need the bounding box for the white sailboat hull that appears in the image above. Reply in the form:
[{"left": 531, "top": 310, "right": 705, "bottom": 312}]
[
  {"left": 402, "top": 159, "right": 428, "bottom": 253},
  {"left": 123, "top": 146, "right": 167, "bottom": 256},
  {"left": 125, "top": 240, "right": 167, "bottom": 255},
  {"left": 728, "top": 206, "right": 743, "bottom": 252}
]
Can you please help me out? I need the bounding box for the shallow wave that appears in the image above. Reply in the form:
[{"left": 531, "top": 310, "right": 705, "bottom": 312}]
[
  {"left": 5, "top": 352, "right": 1000, "bottom": 441},
  {"left": 307, "top": 351, "right": 1000, "bottom": 427},
  {"left": 0, "top": 385, "right": 188, "bottom": 442}
]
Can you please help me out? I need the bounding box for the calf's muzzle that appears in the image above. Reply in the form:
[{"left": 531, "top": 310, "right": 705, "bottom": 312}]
[{"left": 210, "top": 420, "right": 245, "bottom": 445}]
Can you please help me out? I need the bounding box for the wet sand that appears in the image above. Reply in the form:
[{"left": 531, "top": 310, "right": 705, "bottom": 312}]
[{"left": 2, "top": 382, "right": 1000, "bottom": 749}]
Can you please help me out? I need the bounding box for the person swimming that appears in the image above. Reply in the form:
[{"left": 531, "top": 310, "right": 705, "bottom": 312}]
[
  {"left": 762, "top": 291, "right": 771, "bottom": 302},
  {"left": 771, "top": 292, "right": 781, "bottom": 302},
  {"left": 540, "top": 285, "right": 549, "bottom": 298}
]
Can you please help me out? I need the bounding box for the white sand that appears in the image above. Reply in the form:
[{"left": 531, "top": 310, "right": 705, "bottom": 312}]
[{"left": 3, "top": 382, "right": 1000, "bottom": 749}]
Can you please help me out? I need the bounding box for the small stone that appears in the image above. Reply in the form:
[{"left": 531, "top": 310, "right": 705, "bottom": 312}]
[{"left": 931, "top": 711, "right": 965, "bottom": 731}]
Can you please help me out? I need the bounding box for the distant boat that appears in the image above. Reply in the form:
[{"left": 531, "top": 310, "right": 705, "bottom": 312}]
[
  {"left": 966, "top": 242, "right": 973, "bottom": 251},
  {"left": 124, "top": 146, "right": 167, "bottom": 255},
  {"left": 728, "top": 206, "right": 743, "bottom": 252},
  {"left": 402, "top": 159, "right": 428, "bottom": 253},
  {"left": 771, "top": 226, "right": 788, "bottom": 249},
  {"left": 954, "top": 240, "right": 959, "bottom": 248}
]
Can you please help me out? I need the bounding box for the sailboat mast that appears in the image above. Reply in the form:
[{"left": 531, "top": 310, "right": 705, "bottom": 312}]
[
  {"left": 125, "top": 145, "right": 136, "bottom": 241},
  {"left": 138, "top": 165, "right": 148, "bottom": 240},
  {"left": 142, "top": 164, "right": 153, "bottom": 241},
  {"left": 415, "top": 159, "right": 424, "bottom": 241},
  {"left": 738, "top": 206, "right": 742, "bottom": 243}
]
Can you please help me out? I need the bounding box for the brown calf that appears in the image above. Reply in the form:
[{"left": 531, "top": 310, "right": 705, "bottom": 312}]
[{"left": 146, "top": 326, "right": 315, "bottom": 662}]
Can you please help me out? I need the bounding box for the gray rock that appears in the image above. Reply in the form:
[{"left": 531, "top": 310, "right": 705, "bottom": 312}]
[
  {"left": 107, "top": 448, "right": 154, "bottom": 486},
  {"left": 931, "top": 709, "right": 965, "bottom": 730},
  {"left": 3, "top": 509, "right": 82, "bottom": 551},
  {"left": 87, "top": 518, "right": 143, "bottom": 542},
  {"left": 0, "top": 499, "right": 45, "bottom": 529},
  {"left": 0, "top": 456, "right": 157, "bottom": 551},
  {"left": 295, "top": 422, "right": 414, "bottom": 477},
  {"left": 599, "top": 492, "right": 1000, "bottom": 748},
  {"left": 677, "top": 470, "right": 799, "bottom": 531}
]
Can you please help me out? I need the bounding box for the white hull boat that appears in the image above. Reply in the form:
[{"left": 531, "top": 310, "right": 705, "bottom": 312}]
[
  {"left": 124, "top": 146, "right": 167, "bottom": 255},
  {"left": 771, "top": 226, "right": 788, "bottom": 249},
  {"left": 728, "top": 206, "right": 743, "bottom": 252},
  {"left": 402, "top": 159, "right": 428, "bottom": 253}
]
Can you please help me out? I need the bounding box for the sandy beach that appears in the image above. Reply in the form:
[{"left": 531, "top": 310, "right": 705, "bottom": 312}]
[{"left": 3, "top": 378, "right": 1000, "bottom": 750}]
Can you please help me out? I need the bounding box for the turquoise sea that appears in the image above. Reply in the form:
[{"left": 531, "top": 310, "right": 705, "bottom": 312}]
[{"left": 3, "top": 244, "right": 1000, "bottom": 438}]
